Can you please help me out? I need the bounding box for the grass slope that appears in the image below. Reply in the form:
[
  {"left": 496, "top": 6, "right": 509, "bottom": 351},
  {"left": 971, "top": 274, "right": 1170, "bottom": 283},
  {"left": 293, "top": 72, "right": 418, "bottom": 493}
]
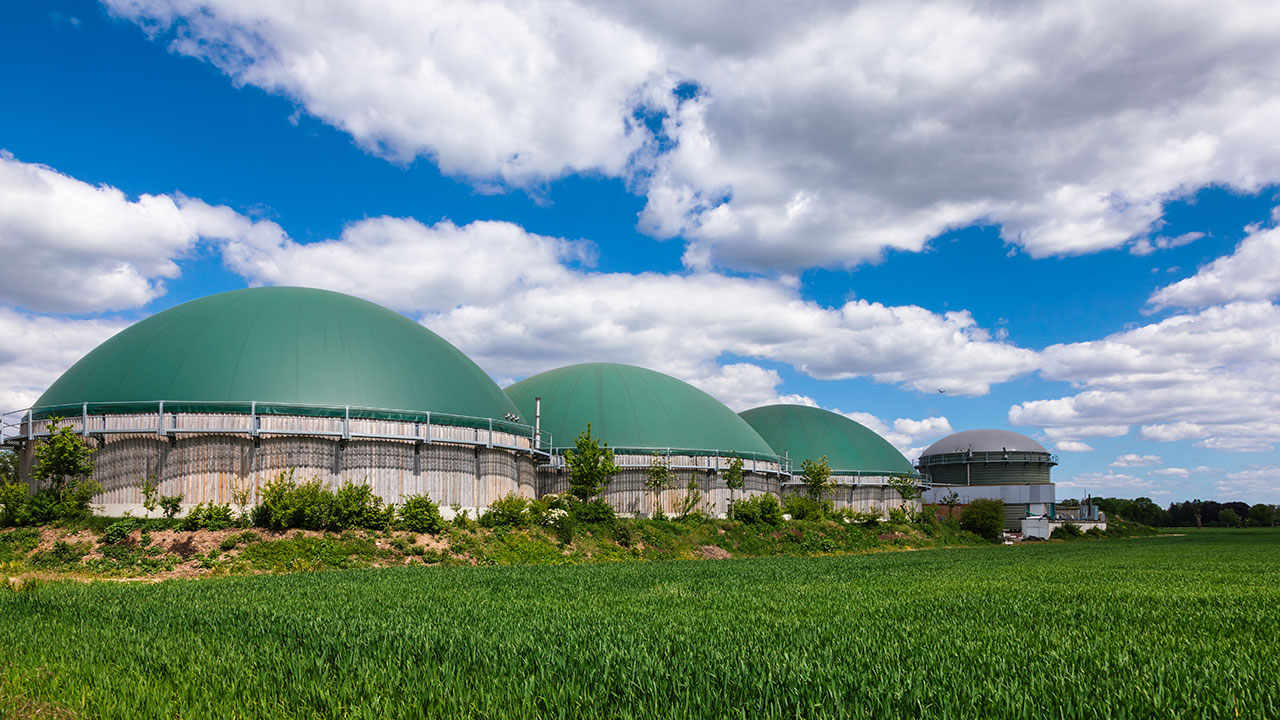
[{"left": 1, "top": 529, "right": 1277, "bottom": 719}]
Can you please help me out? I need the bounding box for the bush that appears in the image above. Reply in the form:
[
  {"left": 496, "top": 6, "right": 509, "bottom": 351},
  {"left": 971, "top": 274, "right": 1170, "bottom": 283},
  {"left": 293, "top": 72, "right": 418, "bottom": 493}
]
[
  {"left": 101, "top": 517, "right": 138, "bottom": 545},
  {"left": 569, "top": 498, "right": 615, "bottom": 525},
  {"left": 330, "top": 482, "right": 393, "bottom": 531},
  {"left": 251, "top": 473, "right": 390, "bottom": 532},
  {"left": 30, "top": 540, "right": 90, "bottom": 569},
  {"left": 52, "top": 479, "right": 101, "bottom": 523},
  {"left": 159, "top": 495, "right": 183, "bottom": 519},
  {"left": 783, "top": 495, "right": 832, "bottom": 522},
  {"left": 1, "top": 481, "right": 29, "bottom": 527},
  {"left": 398, "top": 495, "right": 445, "bottom": 534},
  {"left": 1050, "top": 522, "right": 1085, "bottom": 540},
  {"left": 1084, "top": 527, "right": 1105, "bottom": 539},
  {"left": 731, "top": 494, "right": 783, "bottom": 527},
  {"left": 960, "top": 499, "right": 1005, "bottom": 541},
  {"left": 835, "top": 507, "right": 883, "bottom": 527},
  {"left": 480, "top": 494, "right": 530, "bottom": 529}
]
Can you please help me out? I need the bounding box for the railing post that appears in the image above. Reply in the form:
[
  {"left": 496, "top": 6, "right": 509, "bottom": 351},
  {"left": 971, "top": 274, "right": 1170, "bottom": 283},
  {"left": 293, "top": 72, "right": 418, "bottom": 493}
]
[
  {"left": 343, "top": 405, "right": 351, "bottom": 440},
  {"left": 81, "top": 402, "right": 89, "bottom": 438},
  {"left": 157, "top": 400, "right": 165, "bottom": 437},
  {"left": 488, "top": 418, "right": 493, "bottom": 448},
  {"left": 25, "top": 408, "right": 32, "bottom": 442}
]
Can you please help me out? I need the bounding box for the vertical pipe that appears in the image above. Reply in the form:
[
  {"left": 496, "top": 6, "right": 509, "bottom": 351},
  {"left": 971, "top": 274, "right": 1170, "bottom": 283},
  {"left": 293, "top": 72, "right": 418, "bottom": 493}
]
[
  {"left": 82, "top": 402, "right": 88, "bottom": 438},
  {"left": 534, "top": 397, "right": 542, "bottom": 451}
]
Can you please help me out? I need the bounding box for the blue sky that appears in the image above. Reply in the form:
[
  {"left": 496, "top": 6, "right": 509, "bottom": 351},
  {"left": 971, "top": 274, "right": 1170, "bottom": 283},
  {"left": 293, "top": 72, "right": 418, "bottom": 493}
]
[{"left": 3, "top": 0, "right": 1280, "bottom": 502}]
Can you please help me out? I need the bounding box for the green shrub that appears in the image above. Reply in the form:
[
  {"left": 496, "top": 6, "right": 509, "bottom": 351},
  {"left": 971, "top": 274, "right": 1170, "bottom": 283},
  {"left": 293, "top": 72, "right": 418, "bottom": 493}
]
[
  {"left": 399, "top": 495, "right": 445, "bottom": 534},
  {"left": 960, "top": 499, "right": 1005, "bottom": 541},
  {"left": 1085, "top": 527, "right": 1105, "bottom": 539},
  {"left": 783, "top": 495, "right": 832, "bottom": 521},
  {"left": 570, "top": 498, "right": 615, "bottom": 525},
  {"left": 159, "top": 495, "right": 184, "bottom": 519},
  {"left": 480, "top": 493, "right": 530, "bottom": 529},
  {"left": 251, "top": 473, "right": 392, "bottom": 532},
  {"left": 178, "top": 503, "right": 213, "bottom": 532},
  {"left": 835, "top": 507, "right": 882, "bottom": 526},
  {"left": 219, "top": 535, "right": 240, "bottom": 551},
  {"left": 330, "top": 482, "right": 392, "bottom": 531},
  {"left": 1050, "top": 522, "right": 1085, "bottom": 540},
  {"left": 732, "top": 494, "right": 783, "bottom": 526},
  {"left": 0, "top": 527, "right": 40, "bottom": 563},
  {"left": 100, "top": 517, "right": 138, "bottom": 545},
  {"left": 204, "top": 504, "right": 235, "bottom": 531},
  {"left": 1, "top": 481, "right": 30, "bottom": 527},
  {"left": 30, "top": 540, "right": 90, "bottom": 569},
  {"left": 450, "top": 508, "right": 475, "bottom": 530}
]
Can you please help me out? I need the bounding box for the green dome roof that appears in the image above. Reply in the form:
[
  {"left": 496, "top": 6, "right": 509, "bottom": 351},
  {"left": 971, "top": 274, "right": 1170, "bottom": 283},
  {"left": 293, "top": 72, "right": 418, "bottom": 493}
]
[
  {"left": 739, "top": 404, "right": 915, "bottom": 476},
  {"left": 36, "top": 287, "right": 521, "bottom": 422},
  {"left": 505, "top": 363, "right": 777, "bottom": 458}
]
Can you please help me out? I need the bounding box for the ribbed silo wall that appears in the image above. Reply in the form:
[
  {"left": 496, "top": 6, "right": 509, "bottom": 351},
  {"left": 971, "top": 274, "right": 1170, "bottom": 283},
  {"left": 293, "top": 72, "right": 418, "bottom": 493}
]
[
  {"left": 537, "top": 459, "right": 782, "bottom": 518},
  {"left": 20, "top": 424, "right": 533, "bottom": 516},
  {"left": 925, "top": 461, "right": 1052, "bottom": 486}
]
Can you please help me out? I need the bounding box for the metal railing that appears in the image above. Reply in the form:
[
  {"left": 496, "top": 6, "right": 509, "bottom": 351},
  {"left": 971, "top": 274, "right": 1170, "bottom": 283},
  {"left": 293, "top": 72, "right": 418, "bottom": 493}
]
[
  {"left": 538, "top": 445, "right": 790, "bottom": 475},
  {"left": 0, "top": 400, "right": 554, "bottom": 457},
  {"left": 779, "top": 471, "right": 931, "bottom": 490},
  {"left": 916, "top": 450, "right": 1058, "bottom": 467}
]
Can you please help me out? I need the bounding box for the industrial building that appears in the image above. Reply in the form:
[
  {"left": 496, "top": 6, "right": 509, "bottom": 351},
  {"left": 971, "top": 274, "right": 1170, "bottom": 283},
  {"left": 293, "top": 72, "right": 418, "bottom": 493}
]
[
  {"left": 917, "top": 429, "right": 1057, "bottom": 529},
  {"left": 5, "top": 286, "right": 1063, "bottom": 523},
  {"left": 505, "top": 363, "right": 786, "bottom": 516},
  {"left": 739, "top": 404, "right": 924, "bottom": 513},
  {"left": 5, "top": 287, "right": 547, "bottom": 516}
]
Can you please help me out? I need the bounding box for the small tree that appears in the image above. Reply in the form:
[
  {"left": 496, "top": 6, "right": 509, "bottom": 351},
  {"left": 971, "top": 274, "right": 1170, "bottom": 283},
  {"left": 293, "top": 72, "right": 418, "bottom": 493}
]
[
  {"left": 800, "top": 456, "right": 835, "bottom": 501},
  {"left": 644, "top": 453, "right": 673, "bottom": 518},
  {"left": 230, "top": 476, "right": 255, "bottom": 522},
  {"left": 32, "top": 417, "right": 96, "bottom": 502},
  {"left": 563, "top": 423, "right": 620, "bottom": 501},
  {"left": 941, "top": 490, "right": 961, "bottom": 521},
  {"left": 138, "top": 475, "right": 160, "bottom": 520},
  {"left": 1218, "top": 508, "right": 1241, "bottom": 528},
  {"left": 676, "top": 476, "right": 702, "bottom": 520},
  {"left": 960, "top": 498, "right": 1005, "bottom": 541},
  {"left": 887, "top": 473, "right": 920, "bottom": 508},
  {"left": 723, "top": 454, "right": 745, "bottom": 519}
]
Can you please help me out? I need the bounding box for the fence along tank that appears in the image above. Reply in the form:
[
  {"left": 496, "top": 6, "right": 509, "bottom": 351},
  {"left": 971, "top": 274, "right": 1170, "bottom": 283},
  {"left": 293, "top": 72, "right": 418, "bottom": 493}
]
[
  {"left": 505, "top": 363, "right": 786, "bottom": 517},
  {"left": 10, "top": 287, "right": 546, "bottom": 515}
]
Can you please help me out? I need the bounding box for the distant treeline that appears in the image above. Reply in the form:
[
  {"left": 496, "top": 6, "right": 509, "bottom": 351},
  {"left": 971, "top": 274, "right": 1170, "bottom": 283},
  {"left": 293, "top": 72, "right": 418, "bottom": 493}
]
[{"left": 1075, "top": 497, "right": 1278, "bottom": 528}]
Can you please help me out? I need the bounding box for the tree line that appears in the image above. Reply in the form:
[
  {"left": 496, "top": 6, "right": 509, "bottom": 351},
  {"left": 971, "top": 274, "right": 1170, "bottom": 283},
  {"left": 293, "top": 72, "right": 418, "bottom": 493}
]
[{"left": 1086, "top": 496, "right": 1278, "bottom": 528}]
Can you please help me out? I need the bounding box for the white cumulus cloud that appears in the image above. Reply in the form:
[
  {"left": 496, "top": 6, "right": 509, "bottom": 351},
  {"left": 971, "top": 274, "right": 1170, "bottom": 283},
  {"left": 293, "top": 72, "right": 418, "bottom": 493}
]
[
  {"left": 0, "top": 308, "right": 129, "bottom": 413},
  {"left": 1111, "top": 454, "right": 1162, "bottom": 468},
  {"left": 107, "top": 0, "right": 1280, "bottom": 271},
  {"left": 1149, "top": 215, "right": 1280, "bottom": 309},
  {"left": 1011, "top": 301, "right": 1280, "bottom": 452}
]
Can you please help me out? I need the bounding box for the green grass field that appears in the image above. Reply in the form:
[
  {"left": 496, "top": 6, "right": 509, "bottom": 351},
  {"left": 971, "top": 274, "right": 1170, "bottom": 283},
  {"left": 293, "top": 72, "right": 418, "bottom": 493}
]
[{"left": 2, "top": 529, "right": 1277, "bottom": 719}]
